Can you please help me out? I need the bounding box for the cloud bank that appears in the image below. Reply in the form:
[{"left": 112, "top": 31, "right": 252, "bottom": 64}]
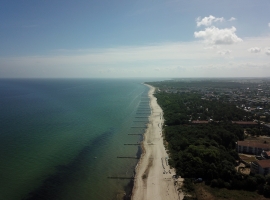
[{"left": 1, "top": 36, "right": 269, "bottom": 78}]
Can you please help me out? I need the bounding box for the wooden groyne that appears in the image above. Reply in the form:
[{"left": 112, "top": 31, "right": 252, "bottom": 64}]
[
  {"left": 107, "top": 177, "right": 135, "bottom": 180},
  {"left": 117, "top": 156, "right": 139, "bottom": 159}
]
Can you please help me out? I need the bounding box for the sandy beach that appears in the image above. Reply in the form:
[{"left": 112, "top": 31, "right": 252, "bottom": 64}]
[{"left": 132, "top": 85, "right": 184, "bottom": 200}]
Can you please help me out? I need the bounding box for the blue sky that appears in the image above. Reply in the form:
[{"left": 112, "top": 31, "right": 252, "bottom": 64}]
[{"left": 1, "top": 0, "right": 270, "bottom": 78}]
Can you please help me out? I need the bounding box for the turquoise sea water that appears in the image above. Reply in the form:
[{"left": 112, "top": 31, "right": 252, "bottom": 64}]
[{"left": 0, "top": 79, "right": 152, "bottom": 200}]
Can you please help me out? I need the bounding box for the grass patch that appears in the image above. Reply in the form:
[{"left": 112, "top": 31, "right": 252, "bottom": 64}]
[
  {"left": 239, "top": 155, "right": 256, "bottom": 163},
  {"left": 195, "top": 183, "right": 268, "bottom": 200}
]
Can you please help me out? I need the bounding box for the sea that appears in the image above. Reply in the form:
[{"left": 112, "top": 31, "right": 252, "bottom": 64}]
[{"left": 0, "top": 78, "right": 160, "bottom": 200}]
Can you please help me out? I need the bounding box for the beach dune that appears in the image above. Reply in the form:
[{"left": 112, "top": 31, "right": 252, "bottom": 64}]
[{"left": 132, "top": 85, "right": 184, "bottom": 200}]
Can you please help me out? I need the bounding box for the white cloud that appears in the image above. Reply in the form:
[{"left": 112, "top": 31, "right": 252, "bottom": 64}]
[
  {"left": 268, "top": 23, "right": 270, "bottom": 27},
  {"left": 194, "top": 26, "right": 242, "bottom": 45},
  {"left": 176, "top": 66, "right": 186, "bottom": 71},
  {"left": 196, "top": 15, "right": 236, "bottom": 27},
  {"left": 248, "top": 47, "right": 261, "bottom": 53},
  {"left": 204, "top": 45, "right": 218, "bottom": 50},
  {"left": 228, "top": 17, "right": 236, "bottom": 21},
  {"left": 236, "top": 62, "right": 270, "bottom": 69},
  {"left": 217, "top": 50, "right": 231, "bottom": 56},
  {"left": 196, "top": 15, "right": 224, "bottom": 27},
  {"left": 265, "top": 47, "right": 270, "bottom": 55}
]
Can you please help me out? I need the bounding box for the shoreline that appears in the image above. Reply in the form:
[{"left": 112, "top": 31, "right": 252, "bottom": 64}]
[{"left": 131, "top": 84, "right": 184, "bottom": 200}]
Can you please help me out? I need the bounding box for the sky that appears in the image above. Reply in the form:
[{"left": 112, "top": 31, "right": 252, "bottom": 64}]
[{"left": 0, "top": 0, "right": 270, "bottom": 78}]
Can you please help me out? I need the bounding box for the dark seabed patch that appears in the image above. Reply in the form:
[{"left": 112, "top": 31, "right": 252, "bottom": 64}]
[
  {"left": 22, "top": 128, "right": 115, "bottom": 200},
  {"left": 122, "top": 145, "right": 143, "bottom": 200}
]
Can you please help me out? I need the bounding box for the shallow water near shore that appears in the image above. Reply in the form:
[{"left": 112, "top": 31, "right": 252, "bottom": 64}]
[{"left": 0, "top": 78, "right": 152, "bottom": 200}]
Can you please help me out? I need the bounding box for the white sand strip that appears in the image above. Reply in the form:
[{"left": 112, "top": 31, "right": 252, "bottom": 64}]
[{"left": 132, "top": 84, "right": 184, "bottom": 200}]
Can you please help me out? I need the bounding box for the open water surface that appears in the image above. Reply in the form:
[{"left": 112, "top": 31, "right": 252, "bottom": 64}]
[{"left": 0, "top": 78, "right": 152, "bottom": 200}]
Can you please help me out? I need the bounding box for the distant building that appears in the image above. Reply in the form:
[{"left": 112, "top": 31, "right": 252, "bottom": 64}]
[
  {"left": 263, "top": 124, "right": 270, "bottom": 134},
  {"left": 232, "top": 121, "right": 258, "bottom": 128},
  {"left": 251, "top": 160, "right": 270, "bottom": 175},
  {"left": 191, "top": 120, "right": 209, "bottom": 124},
  {"left": 236, "top": 141, "right": 270, "bottom": 155}
]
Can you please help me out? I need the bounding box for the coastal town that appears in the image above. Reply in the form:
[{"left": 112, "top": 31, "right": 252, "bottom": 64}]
[
  {"left": 159, "top": 78, "right": 270, "bottom": 122},
  {"left": 155, "top": 79, "right": 270, "bottom": 127},
  {"left": 145, "top": 79, "right": 270, "bottom": 200}
]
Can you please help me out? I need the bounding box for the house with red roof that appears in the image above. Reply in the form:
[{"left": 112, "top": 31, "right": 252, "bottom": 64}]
[
  {"left": 236, "top": 141, "right": 270, "bottom": 155},
  {"left": 232, "top": 121, "right": 258, "bottom": 128},
  {"left": 262, "top": 150, "right": 270, "bottom": 159},
  {"left": 251, "top": 160, "right": 270, "bottom": 175}
]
